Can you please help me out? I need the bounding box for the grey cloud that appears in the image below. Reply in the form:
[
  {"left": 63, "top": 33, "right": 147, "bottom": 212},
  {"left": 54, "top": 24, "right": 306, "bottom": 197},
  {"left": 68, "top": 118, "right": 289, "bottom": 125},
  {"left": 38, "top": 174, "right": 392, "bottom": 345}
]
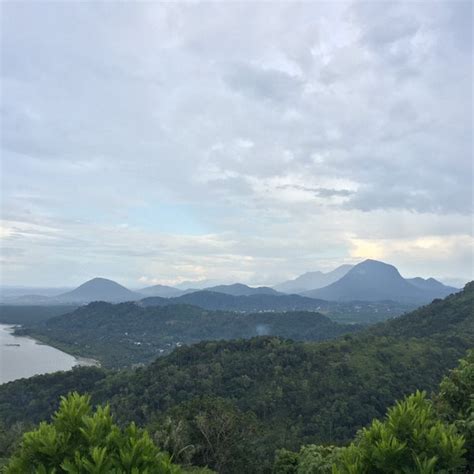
[
  {"left": 277, "top": 184, "right": 354, "bottom": 199},
  {"left": 224, "top": 63, "right": 303, "bottom": 103}
]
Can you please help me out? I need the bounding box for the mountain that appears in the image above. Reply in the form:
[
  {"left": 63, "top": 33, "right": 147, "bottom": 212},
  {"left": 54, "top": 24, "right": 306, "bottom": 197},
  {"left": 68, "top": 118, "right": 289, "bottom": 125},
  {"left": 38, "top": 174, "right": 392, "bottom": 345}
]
[
  {"left": 138, "top": 284, "right": 184, "bottom": 298},
  {"left": 302, "top": 259, "right": 458, "bottom": 303},
  {"left": 406, "top": 277, "right": 458, "bottom": 294},
  {"left": 274, "top": 264, "right": 353, "bottom": 293},
  {"left": 57, "top": 278, "right": 141, "bottom": 303},
  {"left": 203, "top": 283, "right": 281, "bottom": 296}
]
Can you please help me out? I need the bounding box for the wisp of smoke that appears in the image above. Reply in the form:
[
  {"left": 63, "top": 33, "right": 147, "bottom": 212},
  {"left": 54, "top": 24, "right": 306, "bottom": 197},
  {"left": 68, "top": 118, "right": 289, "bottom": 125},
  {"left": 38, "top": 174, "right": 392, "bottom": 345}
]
[{"left": 256, "top": 324, "right": 271, "bottom": 336}]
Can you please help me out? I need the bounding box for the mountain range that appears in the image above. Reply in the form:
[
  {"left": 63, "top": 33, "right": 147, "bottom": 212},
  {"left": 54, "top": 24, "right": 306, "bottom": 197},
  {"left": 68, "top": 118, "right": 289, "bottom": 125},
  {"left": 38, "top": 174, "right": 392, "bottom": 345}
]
[
  {"left": 0, "top": 259, "right": 459, "bottom": 306},
  {"left": 302, "top": 260, "right": 458, "bottom": 303}
]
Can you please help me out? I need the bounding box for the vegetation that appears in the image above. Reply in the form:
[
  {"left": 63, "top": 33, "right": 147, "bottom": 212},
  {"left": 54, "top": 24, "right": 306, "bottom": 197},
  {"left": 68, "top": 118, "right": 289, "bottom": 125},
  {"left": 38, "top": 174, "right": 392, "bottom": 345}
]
[
  {"left": 17, "top": 304, "right": 363, "bottom": 367},
  {"left": 0, "top": 284, "right": 472, "bottom": 472},
  {"left": 4, "top": 353, "right": 472, "bottom": 473},
  {"left": 335, "top": 391, "right": 465, "bottom": 473},
  {"left": 141, "top": 292, "right": 415, "bottom": 321},
  {"left": 4, "top": 392, "right": 197, "bottom": 473},
  {"left": 436, "top": 349, "right": 474, "bottom": 470},
  {"left": 0, "top": 367, "right": 108, "bottom": 427},
  {"left": 275, "top": 350, "right": 474, "bottom": 473}
]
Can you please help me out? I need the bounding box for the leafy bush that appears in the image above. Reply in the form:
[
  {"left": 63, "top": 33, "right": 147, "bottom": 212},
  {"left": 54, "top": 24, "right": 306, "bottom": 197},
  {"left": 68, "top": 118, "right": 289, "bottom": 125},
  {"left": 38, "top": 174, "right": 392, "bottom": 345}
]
[
  {"left": 436, "top": 350, "right": 474, "bottom": 470},
  {"left": 336, "top": 391, "right": 466, "bottom": 472},
  {"left": 5, "top": 392, "right": 183, "bottom": 473}
]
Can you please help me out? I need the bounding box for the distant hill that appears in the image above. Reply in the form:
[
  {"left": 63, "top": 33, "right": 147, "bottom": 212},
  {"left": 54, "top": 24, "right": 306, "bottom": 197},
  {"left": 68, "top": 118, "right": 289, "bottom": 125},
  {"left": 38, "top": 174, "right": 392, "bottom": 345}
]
[
  {"left": 302, "top": 259, "right": 459, "bottom": 303},
  {"left": 57, "top": 278, "right": 141, "bottom": 303},
  {"left": 406, "top": 277, "right": 458, "bottom": 293},
  {"left": 140, "top": 291, "right": 326, "bottom": 312},
  {"left": 175, "top": 279, "right": 222, "bottom": 290},
  {"left": 274, "top": 264, "right": 353, "bottom": 293},
  {"left": 372, "top": 281, "right": 474, "bottom": 339},
  {"left": 203, "top": 283, "right": 281, "bottom": 296},
  {"left": 19, "top": 303, "right": 362, "bottom": 368},
  {"left": 139, "top": 290, "right": 415, "bottom": 323},
  {"left": 138, "top": 284, "right": 184, "bottom": 298}
]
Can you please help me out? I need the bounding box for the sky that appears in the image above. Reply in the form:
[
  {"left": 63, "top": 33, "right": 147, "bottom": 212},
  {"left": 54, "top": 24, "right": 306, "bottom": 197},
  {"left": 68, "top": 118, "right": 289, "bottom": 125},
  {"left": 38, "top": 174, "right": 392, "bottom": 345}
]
[{"left": 1, "top": 1, "right": 472, "bottom": 288}]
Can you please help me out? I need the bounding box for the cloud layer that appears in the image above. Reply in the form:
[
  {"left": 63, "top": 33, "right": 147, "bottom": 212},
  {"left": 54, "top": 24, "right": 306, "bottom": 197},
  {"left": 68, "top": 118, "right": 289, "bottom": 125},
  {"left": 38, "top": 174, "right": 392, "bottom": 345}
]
[{"left": 1, "top": 1, "right": 472, "bottom": 287}]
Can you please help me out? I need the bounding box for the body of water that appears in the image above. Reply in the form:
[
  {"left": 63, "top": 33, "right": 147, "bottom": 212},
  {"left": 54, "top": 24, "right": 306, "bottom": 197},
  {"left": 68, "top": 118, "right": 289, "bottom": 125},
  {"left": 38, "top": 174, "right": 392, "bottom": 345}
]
[{"left": 0, "top": 324, "right": 95, "bottom": 384}]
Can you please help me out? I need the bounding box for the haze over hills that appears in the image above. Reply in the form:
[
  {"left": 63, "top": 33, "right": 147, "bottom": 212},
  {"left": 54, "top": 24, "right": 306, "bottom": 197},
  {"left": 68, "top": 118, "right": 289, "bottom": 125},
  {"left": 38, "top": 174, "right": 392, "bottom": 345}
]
[
  {"left": 302, "top": 259, "right": 458, "bottom": 303},
  {"left": 406, "top": 277, "right": 458, "bottom": 293},
  {"left": 138, "top": 284, "right": 185, "bottom": 298},
  {"left": 134, "top": 282, "right": 281, "bottom": 299},
  {"left": 0, "top": 259, "right": 460, "bottom": 306},
  {"left": 203, "top": 283, "right": 281, "bottom": 296},
  {"left": 274, "top": 264, "right": 354, "bottom": 293},
  {"left": 174, "top": 279, "right": 221, "bottom": 290},
  {"left": 140, "top": 291, "right": 328, "bottom": 312}
]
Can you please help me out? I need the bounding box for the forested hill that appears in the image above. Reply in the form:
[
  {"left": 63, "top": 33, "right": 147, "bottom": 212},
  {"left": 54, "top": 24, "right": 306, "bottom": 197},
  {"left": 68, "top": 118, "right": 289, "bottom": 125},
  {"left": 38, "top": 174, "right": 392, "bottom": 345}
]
[
  {"left": 372, "top": 280, "right": 474, "bottom": 339},
  {"left": 1, "top": 283, "right": 472, "bottom": 472},
  {"left": 140, "top": 291, "right": 331, "bottom": 311},
  {"left": 18, "top": 304, "right": 363, "bottom": 368},
  {"left": 139, "top": 291, "right": 415, "bottom": 317}
]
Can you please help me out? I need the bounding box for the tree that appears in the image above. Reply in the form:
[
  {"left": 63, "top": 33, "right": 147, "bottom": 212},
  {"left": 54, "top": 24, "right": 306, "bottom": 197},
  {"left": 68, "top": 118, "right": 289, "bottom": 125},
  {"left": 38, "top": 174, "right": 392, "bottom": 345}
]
[
  {"left": 336, "top": 391, "right": 466, "bottom": 473},
  {"left": 436, "top": 350, "right": 474, "bottom": 470},
  {"left": 5, "top": 392, "right": 183, "bottom": 473},
  {"left": 274, "top": 445, "right": 343, "bottom": 474},
  {"left": 151, "top": 397, "right": 257, "bottom": 473}
]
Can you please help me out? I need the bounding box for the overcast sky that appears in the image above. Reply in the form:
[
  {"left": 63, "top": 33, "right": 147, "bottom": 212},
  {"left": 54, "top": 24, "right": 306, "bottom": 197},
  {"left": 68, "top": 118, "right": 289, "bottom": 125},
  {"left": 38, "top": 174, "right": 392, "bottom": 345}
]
[{"left": 1, "top": 1, "right": 472, "bottom": 288}]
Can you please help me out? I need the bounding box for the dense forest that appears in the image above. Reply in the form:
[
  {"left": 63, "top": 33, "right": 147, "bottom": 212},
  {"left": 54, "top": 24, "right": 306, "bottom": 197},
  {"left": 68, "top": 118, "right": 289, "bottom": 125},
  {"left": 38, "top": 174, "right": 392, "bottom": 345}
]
[
  {"left": 16, "top": 304, "right": 364, "bottom": 367},
  {"left": 2, "top": 351, "right": 472, "bottom": 472},
  {"left": 1, "top": 283, "right": 472, "bottom": 472}
]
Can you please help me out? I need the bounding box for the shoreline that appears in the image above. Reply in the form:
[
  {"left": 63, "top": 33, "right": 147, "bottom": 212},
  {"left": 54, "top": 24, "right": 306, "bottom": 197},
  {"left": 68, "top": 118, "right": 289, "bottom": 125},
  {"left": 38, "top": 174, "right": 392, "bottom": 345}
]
[
  {"left": 0, "top": 323, "right": 101, "bottom": 370},
  {"left": 74, "top": 355, "right": 101, "bottom": 368}
]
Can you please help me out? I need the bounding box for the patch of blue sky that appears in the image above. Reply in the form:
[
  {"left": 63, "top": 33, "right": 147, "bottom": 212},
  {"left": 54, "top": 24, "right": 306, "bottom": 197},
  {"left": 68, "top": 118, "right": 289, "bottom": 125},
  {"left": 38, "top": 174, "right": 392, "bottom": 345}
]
[{"left": 128, "top": 203, "right": 212, "bottom": 235}]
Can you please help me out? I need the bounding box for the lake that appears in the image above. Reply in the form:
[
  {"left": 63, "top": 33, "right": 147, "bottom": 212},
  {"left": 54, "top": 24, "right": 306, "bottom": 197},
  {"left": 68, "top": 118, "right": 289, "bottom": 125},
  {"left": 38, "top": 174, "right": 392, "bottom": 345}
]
[{"left": 0, "top": 324, "right": 96, "bottom": 384}]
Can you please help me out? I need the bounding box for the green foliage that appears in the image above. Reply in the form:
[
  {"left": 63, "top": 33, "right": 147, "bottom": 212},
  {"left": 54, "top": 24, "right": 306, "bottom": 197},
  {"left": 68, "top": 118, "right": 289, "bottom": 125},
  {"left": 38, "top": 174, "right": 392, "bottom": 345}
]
[
  {"left": 273, "top": 448, "right": 299, "bottom": 473},
  {"left": 298, "top": 445, "right": 344, "bottom": 473},
  {"left": 5, "top": 392, "right": 183, "bottom": 473},
  {"left": 0, "top": 367, "right": 108, "bottom": 426},
  {"left": 0, "top": 422, "right": 28, "bottom": 468},
  {"left": 275, "top": 369, "right": 472, "bottom": 474},
  {"left": 274, "top": 445, "right": 343, "bottom": 474},
  {"left": 335, "top": 391, "right": 466, "bottom": 473},
  {"left": 436, "top": 350, "right": 474, "bottom": 469}
]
